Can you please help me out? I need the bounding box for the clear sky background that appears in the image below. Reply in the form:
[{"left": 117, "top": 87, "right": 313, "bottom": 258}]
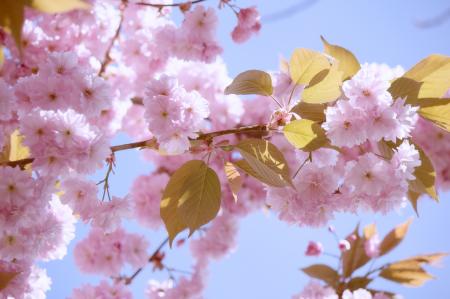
[{"left": 45, "top": 0, "right": 450, "bottom": 298}]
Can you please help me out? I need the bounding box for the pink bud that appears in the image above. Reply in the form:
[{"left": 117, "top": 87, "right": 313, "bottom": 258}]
[
  {"left": 349, "top": 234, "right": 357, "bottom": 241},
  {"left": 305, "top": 241, "right": 323, "bottom": 256},
  {"left": 338, "top": 240, "right": 351, "bottom": 252}
]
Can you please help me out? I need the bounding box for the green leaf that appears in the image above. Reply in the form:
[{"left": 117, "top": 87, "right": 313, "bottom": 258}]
[
  {"left": 320, "top": 36, "right": 360, "bottom": 80},
  {"left": 177, "top": 161, "right": 221, "bottom": 235},
  {"left": 283, "top": 119, "right": 327, "bottom": 151},
  {"left": 31, "top": 0, "right": 89, "bottom": 13},
  {"left": 290, "top": 102, "right": 326, "bottom": 123},
  {"left": 409, "top": 144, "right": 438, "bottom": 200},
  {"left": 0, "top": 271, "right": 18, "bottom": 291},
  {"left": 301, "top": 64, "right": 343, "bottom": 103},
  {"left": 161, "top": 160, "right": 221, "bottom": 245},
  {"left": 301, "top": 264, "right": 339, "bottom": 287},
  {"left": 224, "top": 162, "right": 242, "bottom": 202},
  {"left": 224, "top": 70, "right": 273, "bottom": 96},
  {"left": 235, "top": 138, "right": 292, "bottom": 187},
  {"left": 379, "top": 219, "right": 412, "bottom": 256},
  {"left": 289, "top": 48, "right": 330, "bottom": 85}
]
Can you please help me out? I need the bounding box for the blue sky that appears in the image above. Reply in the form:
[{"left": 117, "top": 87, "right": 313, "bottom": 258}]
[{"left": 45, "top": 0, "right": 450, "bottom": 298}]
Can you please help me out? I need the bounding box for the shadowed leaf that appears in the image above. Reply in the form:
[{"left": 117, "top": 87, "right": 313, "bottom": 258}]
[
  {"left": 225, "top": 70, "right": 273, "bottom": 96},
  {"left": 235, "top": 139, "right": 292, "bottom": 187}
]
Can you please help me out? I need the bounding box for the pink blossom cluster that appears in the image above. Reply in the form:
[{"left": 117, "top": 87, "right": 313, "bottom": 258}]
[
  {"left": 74, "top": 227, "right": 148, "bottom": 276},
  {"left": 413, "top": 117, "right": 450, "bottom": 189},
  {"left": 323, "top": 64, "right": 418, "bottom": 147},
  {"left": 14, "top": 52, "right": 111, "bottom": 116},
  {"left": 69, "top": 280, "right": 132, "bottom": 299},
  {"left": 266, "top": 64, "right": 422, "bottom": 226},
  {"left": 0, "top": 167, "right": 75, "bottom": 298},
  {"left": 231, "top": 6, "right": 261, "bottom": 43},
  {"left": 61, "top": 177, "right": 130, "bottom": 231},
  {"left": 143, "top": 75, "right": 210, "bottom": 154},
  {"left": 19, "top": 109, "right": 110, "bottom": 176}
]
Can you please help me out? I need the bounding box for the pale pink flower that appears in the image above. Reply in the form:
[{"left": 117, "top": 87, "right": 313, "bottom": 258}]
[
  {"left": 342, "top": 289, "right": 373, "bottom": 299},
  {"left": 292, "top": 281, "right": 338, "bottom": 299},
  {"left": 323, "top": 100, "right": 368, "bottom": 147},
  {"left": 0, "top": 79, "right": 16, "bottom": 121},
  {"left": 364, "top": 234, "right": 381, "bottom": 258},
  {"left": 231, "top": 7, "right": 261, "bottom": 43}
]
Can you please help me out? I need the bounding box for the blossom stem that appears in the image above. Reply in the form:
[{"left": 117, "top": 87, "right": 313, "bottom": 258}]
[{"left": 98, "top": 0, "right": 128, "bottom": 77}]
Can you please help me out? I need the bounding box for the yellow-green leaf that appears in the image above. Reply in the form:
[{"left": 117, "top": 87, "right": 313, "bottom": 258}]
[
  {"left": 320, "top": 36, "right": 360, "bottom": 80},
  {"left": 291, "top": 102, "right": 326, "bottom": 123},
  {"left": 177, "top": 160, "right": 221, "bottom": 235},
  {"left": 31, "top": 0, "right": 89, "bottom": 13},
  {"left": 409, "top": 144, "right": 438, "bottom": 200},
  {"left": 161, "top": 162, "right": 192, "bottom": 245},
  {"left": 301, "top": 65, "right": 343, "bottom": 104},
  {"left": 403, "top": 54, "right": 450, "bottom": 99},
  {"left": 283, "top": 119, "right": 327, "bottom": 151},
  {"left": 224, "top": 70, "right": 273, "bottom": 96},
  {"left": 9, "top": 130, "right": 30, "bottom": 162},
  {"left": 404, "top": 54, "right": 450, "bottom": 80},
  {"left": 418, "top": 98, "right": 450, "bottom": 132},
  {"left": 161, "top": 160, "right": 221, "bottom": 245},
  {"left": 0, "top": 271, "right": 18, "bottom": 291},
  {"left": 235, "top": 138, "right": 292, "bottom": 187},
  {"left": 363, "top": 223, "right": 377, "bottom": 239},
  {"left": 289, "top": 48, "right": 330, "bottom": 85},
  {"left": 224, "top": 162, "right": 242, "bottom": 202},
  {"left": 379, "top": 219, "right": 412, "bottom": 256},
  {"left": 301, "top": 264, "right": 339, "bottom": 287},
  {"left": 0, "top": 46, "right": 4, "bottom": 69}
]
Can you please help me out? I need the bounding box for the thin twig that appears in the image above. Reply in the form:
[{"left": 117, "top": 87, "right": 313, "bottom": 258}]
[
  {"left": 125, "top": 236, "right": 170, "bottom": 285},
  {"left": 98, "top": 0, "right": 128, "bottom": 77}
]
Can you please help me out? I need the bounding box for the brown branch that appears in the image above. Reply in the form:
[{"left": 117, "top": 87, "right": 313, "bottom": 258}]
[
  {"left": 5, "top": 125, "right": 269, "bottom": 169},
  {"left": 124, "top": 236, "right": 170, "bottom": 285},
  {"left": 134, "top": 0, "right": 207, "bottom": 8},
  {"left": 98, "top": 0, "right": 128, "bottom": 77}
]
